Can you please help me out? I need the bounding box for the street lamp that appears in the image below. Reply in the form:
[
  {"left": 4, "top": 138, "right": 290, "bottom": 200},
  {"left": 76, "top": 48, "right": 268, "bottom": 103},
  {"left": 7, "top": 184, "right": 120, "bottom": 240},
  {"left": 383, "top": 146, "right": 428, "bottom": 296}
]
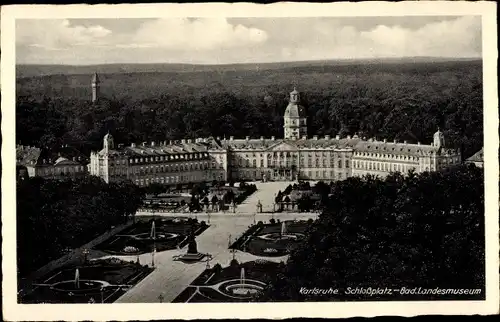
[{"left": 206, "top": 256, "right": 211, "bottom": 269}]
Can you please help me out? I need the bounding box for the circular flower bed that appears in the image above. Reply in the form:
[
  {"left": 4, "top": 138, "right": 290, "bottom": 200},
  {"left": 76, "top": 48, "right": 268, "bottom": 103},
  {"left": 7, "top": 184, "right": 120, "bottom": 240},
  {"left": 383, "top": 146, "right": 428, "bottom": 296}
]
[{"left": 123, "top": 246, "right": 140, "bottom": 253}]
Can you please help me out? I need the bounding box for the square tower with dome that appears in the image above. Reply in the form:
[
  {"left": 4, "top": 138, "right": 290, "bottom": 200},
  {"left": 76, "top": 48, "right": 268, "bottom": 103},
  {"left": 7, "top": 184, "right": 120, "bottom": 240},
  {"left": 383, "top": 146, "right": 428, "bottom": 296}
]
[{"left": 283, "top": 88, "right": 307, "bottom": 140}]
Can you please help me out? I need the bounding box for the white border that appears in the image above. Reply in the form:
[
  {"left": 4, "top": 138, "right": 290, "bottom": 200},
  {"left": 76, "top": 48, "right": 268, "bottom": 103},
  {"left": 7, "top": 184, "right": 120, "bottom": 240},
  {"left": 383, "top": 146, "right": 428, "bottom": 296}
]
[{"left": 2, "top": 2, "right": 498, "bottom": 320}]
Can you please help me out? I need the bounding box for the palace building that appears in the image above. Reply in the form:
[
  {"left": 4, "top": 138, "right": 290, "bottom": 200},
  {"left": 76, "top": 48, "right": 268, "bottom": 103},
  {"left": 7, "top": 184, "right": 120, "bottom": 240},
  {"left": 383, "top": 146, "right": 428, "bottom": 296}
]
[
  {"left": 89, "top": 73, "right": 462, "bottom": 186},
  {"left": 16, "top": 144, "right": 89, "bottom": 179}
]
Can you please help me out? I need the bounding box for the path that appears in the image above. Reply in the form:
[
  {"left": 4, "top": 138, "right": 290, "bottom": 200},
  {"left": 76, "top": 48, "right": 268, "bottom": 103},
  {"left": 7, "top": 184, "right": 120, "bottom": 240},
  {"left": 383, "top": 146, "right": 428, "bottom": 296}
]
[{"left": 115, "top": 182, "right": 318, "bottom": 303}]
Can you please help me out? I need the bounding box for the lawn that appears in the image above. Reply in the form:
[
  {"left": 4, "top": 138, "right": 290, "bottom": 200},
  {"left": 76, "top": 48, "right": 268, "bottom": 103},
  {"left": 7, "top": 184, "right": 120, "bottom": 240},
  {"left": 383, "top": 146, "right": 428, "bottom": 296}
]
[
  {"left": 230, "top": 220, "right": 311, "bottom": 257},
  {"left": 172, "top": 260, "right": 281, "bottom": 303},
  {"left": 93, "top": 218, "right": 209, "bottom": 255},
  {"left": 19, "top": 257, "right": 154, "bottom": 304}
]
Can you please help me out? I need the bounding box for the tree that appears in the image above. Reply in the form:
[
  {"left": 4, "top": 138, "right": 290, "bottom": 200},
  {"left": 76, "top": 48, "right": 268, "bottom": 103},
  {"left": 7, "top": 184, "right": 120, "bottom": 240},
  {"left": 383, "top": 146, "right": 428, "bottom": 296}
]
[
  {"left": 16, "top": 60, "right": 483, "bottom": 159},
  {"left": 224, "top": 189, "right": 235, "bottom": 203},
  {"left": 147, "top": 183, "right": 166, "bottom": 197},
  {"left": 16, "top": 176, "right": 143, "bottom": 276},
  {"left": 202, "top": 196, "right": 209, "bottom": 207},
  {"left": 189, "top": 196, "right": 201, "bottom": 212},
  {"left": 259, "top": 165, "right": 484, "bottom": 301}
]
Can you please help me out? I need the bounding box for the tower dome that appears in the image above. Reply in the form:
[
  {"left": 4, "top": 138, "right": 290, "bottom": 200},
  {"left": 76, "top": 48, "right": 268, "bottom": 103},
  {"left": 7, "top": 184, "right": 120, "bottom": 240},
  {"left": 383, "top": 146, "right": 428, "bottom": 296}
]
[
  {"left": 433, "top": 127, "right": 445, "bottom": 148},
  {"left": 103, "top": 132, "right": 114, "bottom": 152},
  {"left": 283, "top": 87, "right": 307, "bottom": 139}
]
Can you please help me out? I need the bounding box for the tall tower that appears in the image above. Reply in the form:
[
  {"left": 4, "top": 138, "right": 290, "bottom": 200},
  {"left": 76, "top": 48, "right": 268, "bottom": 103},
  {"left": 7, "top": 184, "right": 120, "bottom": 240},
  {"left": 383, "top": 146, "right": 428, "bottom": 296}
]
[
  {"left": 433, "top": 127, "right": 445, "bottom": 148},
  {"left": 92, "top": 72, "right": 100, "bottom": 103},
  {"left": 283, "top": 88, "right": 307, "bottom": 139}
]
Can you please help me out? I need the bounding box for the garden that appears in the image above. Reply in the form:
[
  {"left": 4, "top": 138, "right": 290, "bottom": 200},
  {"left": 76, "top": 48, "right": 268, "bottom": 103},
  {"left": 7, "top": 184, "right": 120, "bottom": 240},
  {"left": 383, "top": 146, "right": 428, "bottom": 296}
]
[
  {"left": 229, "top": 219, "right": 313, "bottom": 257},
  {"left": 93, "top": 217, "right": 209, "bottom": 255},
  {"left": 139, "top": 181, "right": 257, "bottom": 213},
  {"left": 19, "top": 257, "right": 154, "bottom": 304},
  {"left": 172, "top": 259, "right": 282, "bottom": 303}
]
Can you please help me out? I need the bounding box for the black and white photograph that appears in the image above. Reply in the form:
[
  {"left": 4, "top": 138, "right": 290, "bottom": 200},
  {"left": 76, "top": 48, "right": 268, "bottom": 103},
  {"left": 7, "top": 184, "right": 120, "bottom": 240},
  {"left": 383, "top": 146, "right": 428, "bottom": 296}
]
[{"left": 2, "top": 2, "right": 498, "bottom": 320}]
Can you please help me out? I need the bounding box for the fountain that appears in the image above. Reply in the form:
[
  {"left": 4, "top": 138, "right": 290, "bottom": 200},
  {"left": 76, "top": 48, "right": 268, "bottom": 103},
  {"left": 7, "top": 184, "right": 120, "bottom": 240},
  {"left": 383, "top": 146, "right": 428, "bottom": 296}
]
[
  {"left": 127, "top": 220, "right": 179, "bottom": 243},
  {"left": 221, "top": 266, "right": 265, "bottom": 298},
  {"left": 280, "top": 221, "right": 286, "bottom": 237},
  {"left": 34, "top": 268, "right": 113, "bottom": 295},
  {"left": 74, "top": 268, "right": 80, "bottom": 289},
  {"left": 258, "top": 220, "right": 304, "bottom": 242},
  {"left": 150, "top": 221, "right": 156, "bottom": 239}
]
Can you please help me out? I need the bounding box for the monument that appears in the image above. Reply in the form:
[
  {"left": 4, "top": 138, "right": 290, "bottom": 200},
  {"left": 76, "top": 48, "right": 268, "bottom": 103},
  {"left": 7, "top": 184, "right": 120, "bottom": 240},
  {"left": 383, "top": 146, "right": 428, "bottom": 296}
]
[{"left": 174, "top": 234, "right": 206, "bottom": 262}]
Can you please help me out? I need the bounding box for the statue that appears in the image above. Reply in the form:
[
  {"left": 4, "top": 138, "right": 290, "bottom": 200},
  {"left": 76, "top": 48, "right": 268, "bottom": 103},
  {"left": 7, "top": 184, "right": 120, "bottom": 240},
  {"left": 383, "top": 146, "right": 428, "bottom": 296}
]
[
  {"left": 187, "top": 235, "right": 198, "bottom": 254},
  {"left": 173, "top": 233, "right": 205, "bottom": 262}
]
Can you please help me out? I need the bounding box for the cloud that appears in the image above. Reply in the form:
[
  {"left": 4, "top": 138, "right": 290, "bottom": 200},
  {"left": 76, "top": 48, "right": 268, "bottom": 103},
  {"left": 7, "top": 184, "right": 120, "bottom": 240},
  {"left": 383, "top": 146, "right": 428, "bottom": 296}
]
[
  {"left": 15, "top": 16, "right": 481, "bottom": 65},
  {"left": 125, "top": 18, "right": 268, "bottom": 50},
  {"left": 16, "top": 19, "right": 112, "bottom": 50},
  {"left": 357, "top": 16, "right": 481, "bottom": 58}
]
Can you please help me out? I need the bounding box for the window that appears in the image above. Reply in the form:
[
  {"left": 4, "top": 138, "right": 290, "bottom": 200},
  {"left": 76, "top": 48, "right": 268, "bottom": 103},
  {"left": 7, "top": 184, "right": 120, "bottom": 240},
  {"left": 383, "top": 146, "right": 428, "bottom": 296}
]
[
  {"left": 253, "top": 159, "right": 256, "bottom": 167},
  {"left": 260, "top": 159, "right": 264, "bottom": 167},
  {"left": 338, "top": 160, "right": 342, "bottom": 168},
  {"left": 345, "top": 160, "right": 349, "bottom": 168}
]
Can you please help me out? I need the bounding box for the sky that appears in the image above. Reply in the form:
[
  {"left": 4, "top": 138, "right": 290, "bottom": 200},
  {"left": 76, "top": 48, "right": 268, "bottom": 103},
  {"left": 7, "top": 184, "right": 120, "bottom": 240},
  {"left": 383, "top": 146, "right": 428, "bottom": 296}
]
[{"left": 16, "top": 16, "right": 482, "bottom": 65}]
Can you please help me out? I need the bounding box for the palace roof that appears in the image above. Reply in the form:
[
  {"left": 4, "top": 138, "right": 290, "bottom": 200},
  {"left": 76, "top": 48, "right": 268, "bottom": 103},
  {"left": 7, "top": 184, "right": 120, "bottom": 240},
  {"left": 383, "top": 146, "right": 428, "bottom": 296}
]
[
  {"left": 218, "top": 136, "right": 360, "bottom": 151},
  {"left": 16, "top": 145, "right": 89, "bottom": 166},
  {"left": 354, "top": 140, "right": 437, "bottom": 156},
  {"left": 100, "top": 140, "right": 212, "bottom": 158},
  {"left": 354, "top": 140, "right": 458, "bottom": 156}
]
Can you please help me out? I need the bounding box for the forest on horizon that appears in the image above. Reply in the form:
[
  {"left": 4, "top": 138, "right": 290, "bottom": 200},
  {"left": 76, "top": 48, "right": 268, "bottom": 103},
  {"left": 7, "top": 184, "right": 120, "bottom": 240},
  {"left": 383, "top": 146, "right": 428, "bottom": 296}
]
[{"left": 16, "top": 60, "right": 483, "bottom": 159}]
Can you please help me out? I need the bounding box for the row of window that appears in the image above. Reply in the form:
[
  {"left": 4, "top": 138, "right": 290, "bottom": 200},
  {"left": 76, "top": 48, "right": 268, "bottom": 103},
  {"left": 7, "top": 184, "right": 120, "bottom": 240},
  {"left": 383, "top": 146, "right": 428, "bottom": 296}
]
[
  {"left": 37, "top": 166, "right": 86, "bottom": 176},
  {"left": 104, "top": 161, "right": 225, "bottom": 176},
  {"left": 352, "top": 160, "right": 430, "bottom": 173},
  {"left": 134, "top": 172, "right": 224, "bottom": 186},
  {"left": 284, "top": 119, "right": 306, "bottom": 126},
  {"left": 126, "top": 152, "right": 210, "bottom": 165},
  {"left": 235, "top": 151, "right": 349, "bottom": 159},
  {"left": 235, "top": 169, "right": 346, "bottom": 180},
  {"left": 235, "top": 159, "right": 350, "bottom": 168},
  {"left": 356, "top": 153, "right": 420, "bottom": 162}
]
